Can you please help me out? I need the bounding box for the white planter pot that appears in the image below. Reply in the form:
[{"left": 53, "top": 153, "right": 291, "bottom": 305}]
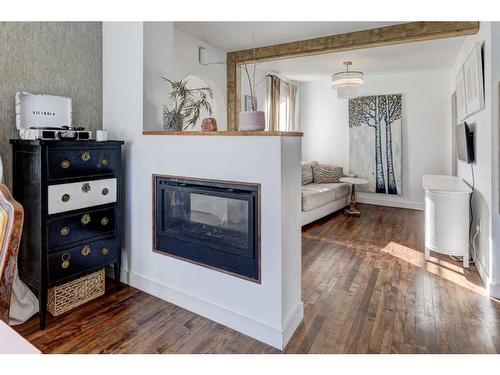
[{"left": 239, "top": 111, "right": 265, "bottom": 131}]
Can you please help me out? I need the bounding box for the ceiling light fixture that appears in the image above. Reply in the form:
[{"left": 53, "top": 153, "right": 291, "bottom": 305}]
[{"left": 331, "top": 61, "right": 364, "bottom": 99}]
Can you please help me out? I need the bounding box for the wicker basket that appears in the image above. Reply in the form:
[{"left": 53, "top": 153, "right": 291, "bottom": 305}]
[{"left": 47, "top": 269, "right": 105, "bottom": 316}]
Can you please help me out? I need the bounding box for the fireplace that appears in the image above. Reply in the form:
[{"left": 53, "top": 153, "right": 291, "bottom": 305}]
[{"left": 153, "top": 175, "right": 260, "bottom": 282}]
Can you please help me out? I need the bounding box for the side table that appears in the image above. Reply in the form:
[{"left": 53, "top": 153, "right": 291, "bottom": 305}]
[{"left": 339, "top": 177, "right": 368, "bottom": 217}]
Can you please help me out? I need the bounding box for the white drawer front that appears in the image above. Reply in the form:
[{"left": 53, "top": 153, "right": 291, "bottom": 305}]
[{"left": 48, "top": 178, "right": 117, "bottom": 214}]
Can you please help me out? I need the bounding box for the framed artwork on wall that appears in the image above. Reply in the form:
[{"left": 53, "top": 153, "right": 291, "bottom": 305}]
[
  {"left": 349, "top": 94, "right": 402, "bottom": 195},
  {"left": 455, "top": 67, "right": 467, "bottom": 122},
  {"left": 455, "top": 42, "right": 484, "bottom": 122},
  {"left": 463, "top": 43, "right": 485, "bottom": 118}
]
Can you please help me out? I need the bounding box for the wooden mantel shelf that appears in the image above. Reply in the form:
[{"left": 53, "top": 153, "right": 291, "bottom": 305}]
[{"left": 142, "top": 130, "right": 303, "bottom": 137}]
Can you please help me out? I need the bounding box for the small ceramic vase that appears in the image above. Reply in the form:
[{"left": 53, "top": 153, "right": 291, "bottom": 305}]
[{"left": 201, "top": 117, "right": 218, "bottom": 132}]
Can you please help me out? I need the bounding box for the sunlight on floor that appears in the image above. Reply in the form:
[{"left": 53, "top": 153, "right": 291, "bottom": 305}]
[{"left": 381, "top": 241, "right": 488, "bottom": 296}]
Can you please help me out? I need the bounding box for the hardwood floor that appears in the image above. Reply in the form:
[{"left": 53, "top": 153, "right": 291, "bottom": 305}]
[{"left": 15, "top": 204, "right": 500, "bottom": 353}]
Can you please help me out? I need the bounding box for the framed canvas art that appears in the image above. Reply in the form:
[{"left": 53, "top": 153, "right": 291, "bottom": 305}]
[
  {"left": 349, "top": 94, "right": 402, "bottom": 195},
  {"left": 463, "top": 43, "right": 485, "bottom": 117},
  {"left": 455, "top": 67, "right": 467, "bottom": 122}
]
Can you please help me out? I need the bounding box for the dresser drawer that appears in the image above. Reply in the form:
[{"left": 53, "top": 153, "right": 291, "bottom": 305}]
[
  {"left": 48, "top": 178, "right": 116, "bottom": 215},
  {"left": 48, "top": 238, "right": 118, "bottom": 284},
  {"left": 48, "top": 147, "right": 118, "bottom": 181},
  {"left": 48, "top": 206, "right": 116, "bottom": 250}
]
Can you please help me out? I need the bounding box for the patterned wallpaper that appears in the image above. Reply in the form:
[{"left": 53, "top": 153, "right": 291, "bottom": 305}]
[{"left": 0, "top": 22, "right": 102, "bottom": 187}]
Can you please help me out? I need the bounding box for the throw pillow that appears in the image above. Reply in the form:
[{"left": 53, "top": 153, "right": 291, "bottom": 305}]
[
  {"left": 312, "top": 164, "right": 343, "bottom": 184},
  {"left": 301, "top": 161, "right": 318, "bottom": 185}
]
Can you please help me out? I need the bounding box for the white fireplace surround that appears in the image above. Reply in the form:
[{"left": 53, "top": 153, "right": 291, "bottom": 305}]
[{"left": 102, "top": 22, "right": 303, "bottom": 349}]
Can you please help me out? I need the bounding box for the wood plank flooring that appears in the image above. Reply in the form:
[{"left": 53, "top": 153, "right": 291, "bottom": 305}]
[{"left": 15, "top": 204, "right": 500, "bottom": 353}]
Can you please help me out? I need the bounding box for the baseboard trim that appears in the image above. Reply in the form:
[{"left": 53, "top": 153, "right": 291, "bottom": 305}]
[
  {"left": 469, "top": 255, "right": 499, "bottom": 299},
  {"left": 473, "top": 255, "right": 489, "bottom": 288},
  {"left": 282, "top": 302, "right": 304, "bottom": 348},
  {"left": 357, "top": 195, "right": 424, "bottom": 210},
  {"left": 121, "top": 268, "right": 286, "bottom": 349},
  {"left": 490, "top": 283, "right": 500, "bottom": 299}
]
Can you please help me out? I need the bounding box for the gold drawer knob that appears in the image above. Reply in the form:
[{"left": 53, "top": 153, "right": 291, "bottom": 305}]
[
  {"left": 61, "top": 253, "right": 70, "bottom": 269},
  {"left": 101, "top": 247, "right": 109, "bottom": 256},
  {"left": 60, "top": 226, "right": 70, "bottom": 236},
  {"left": 101, "top": 217, "right": 109, "bottom": 226},
  {"left": 81, "top": 151, "right": 91, "bottom": 162},
  {"left": 81, "top": 214, "right": 91, "bottom": 225},
  {"left": 61, "top": 160, "right": 70, "bottom": 169},
  {"left": 81, "top": 245, "right": 91, "bottom": 256},
  {"left": 100, "top": 158, "right": 109, "bottom": 166},
  {"left": 81, "top": 183, "right": 91, "bottom": 193},
  {"left": 61, "top": 193, "right": 70, "bottom": 202},
  {"left": 102, "top": 188, "right": 109, "bottom": 196}
]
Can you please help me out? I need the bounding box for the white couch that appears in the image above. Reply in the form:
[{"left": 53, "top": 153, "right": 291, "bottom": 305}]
[{"left": 301, "top": 161, "right": 350, "bottom": 226}]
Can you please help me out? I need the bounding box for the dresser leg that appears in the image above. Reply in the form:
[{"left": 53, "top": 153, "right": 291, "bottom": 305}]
[
  {"left": 39, "top": 288, "right": 47, "bottom": 330},
  {"left": 114, "top": 262, "right": 121, "bottom": 292}
]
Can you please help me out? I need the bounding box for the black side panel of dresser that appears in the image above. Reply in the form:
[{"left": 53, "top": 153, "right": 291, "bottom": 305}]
[{"left": 12, "top": 144, "right": 43, "bottom": 293}]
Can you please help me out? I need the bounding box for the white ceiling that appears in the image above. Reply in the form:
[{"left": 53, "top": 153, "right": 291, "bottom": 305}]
[
  {"left": 174, "top": 22, "right": 402, "bottom": 52},
  {"left": 254, "top": 36, "right": 465, "bottom": 81}
]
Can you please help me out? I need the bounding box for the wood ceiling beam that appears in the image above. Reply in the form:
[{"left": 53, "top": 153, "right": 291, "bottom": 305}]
[{"left": 227, "top": 21, "right": 480, "bottom": 131}]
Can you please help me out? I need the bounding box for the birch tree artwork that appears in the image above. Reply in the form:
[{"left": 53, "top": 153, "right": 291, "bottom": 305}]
[{"left": 349, "top": 94, "right": 402, "bottom": 195}]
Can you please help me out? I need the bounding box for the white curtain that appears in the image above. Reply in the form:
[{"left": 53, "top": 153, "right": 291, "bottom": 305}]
[
  {"left": 266, "top": 74, "right": 281, "bottom": 131},
  {"left": 286, "top": 83, "right": 299, "bottom": 132},
  {"left": 265, "top": 75, "right": 299, "bottom": 132}
]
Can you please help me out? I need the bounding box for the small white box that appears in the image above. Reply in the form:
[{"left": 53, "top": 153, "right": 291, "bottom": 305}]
[{"left": 96, "top": 130, "right": 108, "bottom": 142}]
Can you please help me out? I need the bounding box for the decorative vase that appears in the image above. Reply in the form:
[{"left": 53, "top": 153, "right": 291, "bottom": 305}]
[
  {"left": 238, "top": 111, "right": 265, "bottom": 131},
  {"left": 163, "top": 116, "right": 184, "bottom": 131},
  {"left": 173, "top": 118, "right": 184, "bottom": 131},
  {"left": 201, "top": 117, "right": 218, "bottom": 132}
]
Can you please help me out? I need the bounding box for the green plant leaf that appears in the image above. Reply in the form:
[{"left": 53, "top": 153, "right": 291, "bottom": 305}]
[{"left": 162, "top": 76, "right": 215, "bottom": 129}]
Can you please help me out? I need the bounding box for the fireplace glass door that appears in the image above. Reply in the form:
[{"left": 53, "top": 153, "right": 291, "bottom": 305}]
[{"left": 154, "top": 176, "right": 259, "bottom": 281}]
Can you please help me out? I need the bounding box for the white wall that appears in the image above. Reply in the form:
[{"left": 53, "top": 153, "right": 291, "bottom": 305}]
[
  {"left": 280, "top": 137, "right": 303, "bottom": 344},
  {"left": 300, "top": 80, "right": 349, "bottom": 169},
  {"left": 450, "top": 22, "right": 500, "bottom": 295},
  {"left": 490, "top": 23, "right": 500, "bottom": 297},
  {"left": 300, "top": 70, "right": 452, "bottom": 210},
  {"left": 143, "top": 22, "right": 174, "bottom": 131},
  {"left": 103, "top": 22, "right": 303, "bottom": 349},
  {"left": 143, "top": 22, "right": 227, "bottom": 131},
  {"left": 173, "top": 27, "right": 227, "bottom": 131},
  {"left": 451, "top": 23, "right": 491, "bottom": 288}
]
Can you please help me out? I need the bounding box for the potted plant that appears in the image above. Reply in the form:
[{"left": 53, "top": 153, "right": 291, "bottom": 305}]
[{"left": 162, "top": 77, "right": 214, "bottom": 131}]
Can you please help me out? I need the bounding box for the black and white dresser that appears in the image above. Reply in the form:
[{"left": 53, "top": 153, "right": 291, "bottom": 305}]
[{"left": 10, "top": 140, "right": 124, "bottom": 329}]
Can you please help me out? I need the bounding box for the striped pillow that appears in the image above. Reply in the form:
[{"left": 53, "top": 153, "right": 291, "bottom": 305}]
[{"left": 312, "top": 165, "right": 343, "bottom": 183}]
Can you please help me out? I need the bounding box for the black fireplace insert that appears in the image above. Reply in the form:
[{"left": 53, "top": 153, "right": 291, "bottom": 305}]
[{"left": 153, "top": 175, "right": 260, "bottom": 282}]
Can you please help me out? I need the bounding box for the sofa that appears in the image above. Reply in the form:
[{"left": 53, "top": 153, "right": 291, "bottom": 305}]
[{"left": 301, "top": 161, "right": 351, "bottom": 226}]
